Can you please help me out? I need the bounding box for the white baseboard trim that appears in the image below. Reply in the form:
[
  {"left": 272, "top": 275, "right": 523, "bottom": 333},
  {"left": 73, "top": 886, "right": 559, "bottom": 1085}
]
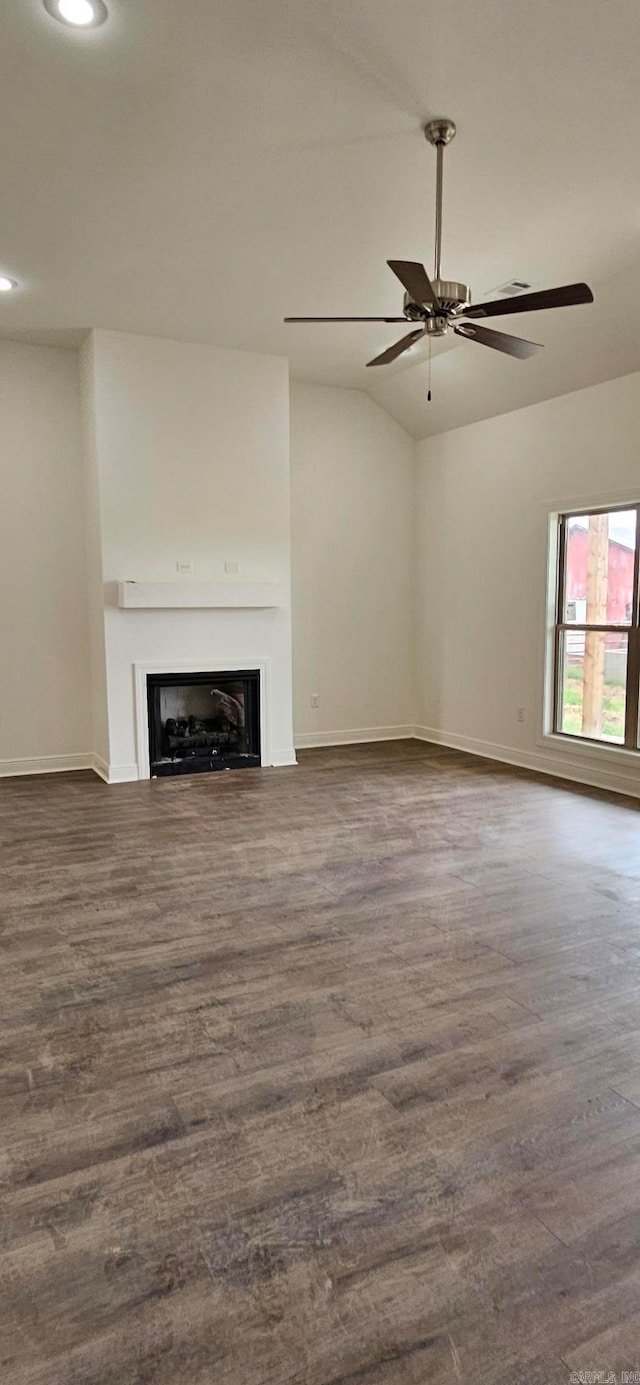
[
  {"left": 0, "top": 752, "right": 93, "bottom": 779},
  {"left": 295, "top": 725, "right": 415, "bottom": 750},
  {"left": 90, "top": 755, "right": 110, "bottom": 783},
  {"left": 0, "top": 751, "right": 140, "bottom": 785},
  {"left": 90, "top": 756, "right": 139, "bottom": 785},
  {"left": 271, "top": 750, "right": 298, "bottom": 767},
  {"left": 4, "top": 731, "right": 634, "bottom": 801},
  {"left": 413, "top": 724, "right": 640, "bottom": 800},
  {"left": 106, "top": 763, "right": 139, "bottom": 785}
]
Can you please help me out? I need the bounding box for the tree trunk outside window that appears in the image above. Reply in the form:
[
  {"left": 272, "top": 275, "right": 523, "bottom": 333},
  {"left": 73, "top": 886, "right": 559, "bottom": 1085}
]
[{"left": 582, "top": 511, "right": 609, "bottom": 738}]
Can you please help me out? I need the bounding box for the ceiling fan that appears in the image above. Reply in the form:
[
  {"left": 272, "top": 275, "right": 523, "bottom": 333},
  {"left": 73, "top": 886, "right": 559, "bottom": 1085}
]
[{"left": 284, "top": 119, "right": 593, "bottom": 387}]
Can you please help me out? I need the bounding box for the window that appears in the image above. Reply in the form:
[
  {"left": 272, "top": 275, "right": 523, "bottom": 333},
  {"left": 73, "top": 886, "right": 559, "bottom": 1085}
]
[{"left": 553, "top": 505, "right": 640, "bottom": 748}]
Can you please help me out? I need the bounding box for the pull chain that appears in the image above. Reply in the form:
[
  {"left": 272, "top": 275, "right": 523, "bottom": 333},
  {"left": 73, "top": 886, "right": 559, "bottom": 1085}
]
[{"left": 427, "top": 336, "right": 432, "bottom": 402}]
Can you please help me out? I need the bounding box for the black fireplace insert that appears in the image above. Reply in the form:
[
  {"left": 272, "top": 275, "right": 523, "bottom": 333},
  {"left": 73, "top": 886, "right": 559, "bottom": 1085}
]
[{"left": 147, "top": 670, "right": 261, "bottom": 777}]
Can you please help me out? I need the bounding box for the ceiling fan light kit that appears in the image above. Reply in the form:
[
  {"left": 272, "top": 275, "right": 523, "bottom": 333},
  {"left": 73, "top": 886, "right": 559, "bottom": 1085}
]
[{"left": 285, "top": 118, "right": 594, "bottom": 396}]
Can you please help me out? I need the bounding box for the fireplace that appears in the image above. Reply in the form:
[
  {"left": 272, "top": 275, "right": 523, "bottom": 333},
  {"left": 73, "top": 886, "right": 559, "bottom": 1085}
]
[{"left": 146, "top": 670, "right": 261, "bottom": 777}]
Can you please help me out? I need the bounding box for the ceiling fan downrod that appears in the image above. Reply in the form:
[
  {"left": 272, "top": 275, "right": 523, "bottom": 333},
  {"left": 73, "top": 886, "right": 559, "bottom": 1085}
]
[{"left": 424, "top": 118, "right": 456, "bottom": 282}]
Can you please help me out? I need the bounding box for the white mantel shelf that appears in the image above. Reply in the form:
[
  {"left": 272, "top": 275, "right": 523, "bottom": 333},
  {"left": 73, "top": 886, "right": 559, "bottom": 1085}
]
[{"left": 117, "top": 581, "right": 284, "bottom": 610}]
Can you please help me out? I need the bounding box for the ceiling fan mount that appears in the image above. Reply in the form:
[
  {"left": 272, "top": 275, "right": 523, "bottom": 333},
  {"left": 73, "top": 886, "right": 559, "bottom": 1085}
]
[
  {"left": 285, "top": 117, "right": 594, "bottom": 379},
  {"left": 423, "top": 118, "right": 457, "bottom": 147}
]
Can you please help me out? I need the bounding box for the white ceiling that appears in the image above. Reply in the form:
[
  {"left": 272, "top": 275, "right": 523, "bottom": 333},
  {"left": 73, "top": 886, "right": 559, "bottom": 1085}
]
[{"left": 1, "top": 0, "right": 639, "bottom": 437}]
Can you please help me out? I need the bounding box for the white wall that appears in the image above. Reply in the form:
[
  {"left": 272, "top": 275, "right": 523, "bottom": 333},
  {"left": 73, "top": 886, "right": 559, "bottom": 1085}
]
[
  {"left": 91, "top": 331, "right": 292, "bottom": 587},
  {"left": 0, "top": 341, "right": 90, "bottom": 774},
  {"left": 82, "top": 330, "right": 295, "bottom": 778},
  {"left": 290, "top": 383, "right": 415, "bottom": 745},
  {"left": 415, "top": 369, "right": 640, "bottom": 797}
]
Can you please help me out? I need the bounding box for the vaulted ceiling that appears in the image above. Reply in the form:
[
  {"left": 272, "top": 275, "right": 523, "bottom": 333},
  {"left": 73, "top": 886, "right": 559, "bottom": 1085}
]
[{"left": 1, "top": 0, "right": 639, "bottom": 437}]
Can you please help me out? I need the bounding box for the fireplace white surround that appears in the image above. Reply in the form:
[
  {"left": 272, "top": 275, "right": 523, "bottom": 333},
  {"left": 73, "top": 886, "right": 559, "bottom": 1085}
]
[
  {"left": 94, "top": 598, "right": 296, "bottom": 783},
  {"left": 80, "top": 329, "right": 297, "bottom": 783}
]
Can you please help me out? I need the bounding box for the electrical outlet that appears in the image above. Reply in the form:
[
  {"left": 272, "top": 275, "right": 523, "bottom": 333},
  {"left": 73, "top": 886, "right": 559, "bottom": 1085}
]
[
  {"left": 176, "top": 560, "right": 193, "bottom": 575},
  {"left": 225, "top": 560, "right": 240, "bottom": 575},
  {"left": 516, "top": 706, "right": 525, "bottom": 724},
  {"left": 311, "top": 693, "right": 320, "bottom": 708}
]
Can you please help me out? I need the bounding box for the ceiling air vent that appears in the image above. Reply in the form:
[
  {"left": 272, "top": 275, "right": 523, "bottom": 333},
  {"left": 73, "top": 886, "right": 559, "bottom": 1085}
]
[{"left": 489, "top": 279, "right": 533, "bottom": 297}]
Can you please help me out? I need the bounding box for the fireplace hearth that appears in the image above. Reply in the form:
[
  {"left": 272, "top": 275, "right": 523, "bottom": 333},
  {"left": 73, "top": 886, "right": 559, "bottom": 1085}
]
[{"left": 147, "top": 670, "right": 260, "bottom": 777}]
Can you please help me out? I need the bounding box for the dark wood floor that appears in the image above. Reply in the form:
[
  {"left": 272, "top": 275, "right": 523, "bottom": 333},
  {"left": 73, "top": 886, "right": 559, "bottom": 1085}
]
[{"left": 3, "top": 742, "right": 640, "bottom": 1383}]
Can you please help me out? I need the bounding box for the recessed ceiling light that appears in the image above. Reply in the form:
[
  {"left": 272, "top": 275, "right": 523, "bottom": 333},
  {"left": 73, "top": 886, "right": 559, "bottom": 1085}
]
[
  {"left": 43, "top": 0, "right": 108, "bottom": 28},
  {"left": 0, "top": 275, "right": 18, "bottom": 293}
]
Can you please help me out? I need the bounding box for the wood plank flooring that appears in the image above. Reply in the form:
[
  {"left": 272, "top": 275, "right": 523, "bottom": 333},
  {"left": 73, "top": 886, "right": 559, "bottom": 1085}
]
[{"left": 2, "top": 740, "right": 640, "bottom": 1383}]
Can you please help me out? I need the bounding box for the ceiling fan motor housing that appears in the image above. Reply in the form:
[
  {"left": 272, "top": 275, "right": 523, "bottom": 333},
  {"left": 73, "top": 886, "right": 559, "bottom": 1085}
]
[
  {"left": 434, "top": 279, "right": 470, "bottom": 311},
  {"left": 403, "top": 280, "right": 470, "bottom": 330}
]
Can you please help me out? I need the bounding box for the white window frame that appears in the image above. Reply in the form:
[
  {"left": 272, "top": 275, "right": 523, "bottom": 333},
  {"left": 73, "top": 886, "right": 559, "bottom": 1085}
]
[{"left": 539, "top": 487, "right": 640, "bottom": 767}]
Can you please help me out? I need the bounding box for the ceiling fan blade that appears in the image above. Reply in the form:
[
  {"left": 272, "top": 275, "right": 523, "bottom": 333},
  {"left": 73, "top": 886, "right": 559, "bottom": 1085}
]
[
  {"left": 366, "top": 328, "right": 425, "bottom": 368},
  {"left": 462, "top": 282, "right": 593, "bottom": 320},
  {"left": 284, "top": 316, "right": 409, "bottom": 323},
  {"left": 454, "top": 322, "right": 543, "bottom": 359},
  {"left": 387, "top": 260, "right": 441, "bottom": 310}
]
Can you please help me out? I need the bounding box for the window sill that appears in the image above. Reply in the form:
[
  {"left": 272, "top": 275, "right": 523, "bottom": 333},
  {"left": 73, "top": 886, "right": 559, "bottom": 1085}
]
[{"left": 539, "top": 732, "right": 640, "bottom": 768}]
